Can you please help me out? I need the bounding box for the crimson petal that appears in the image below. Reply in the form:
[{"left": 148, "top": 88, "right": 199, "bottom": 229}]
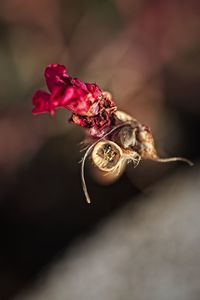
[
  {"left": 32, "top": 90, "right": 52, "bottom": 115},
  {"left": 44, "top": 64, "right": 70, "bottom": 92}
]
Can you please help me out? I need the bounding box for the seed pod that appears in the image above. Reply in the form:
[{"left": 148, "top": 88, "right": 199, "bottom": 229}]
[
  {"left": 92, "top": 139, "right": 141, "bottom": 176},
  {"left": 92, "top": 140, "right": 123, "bottom": 173}
]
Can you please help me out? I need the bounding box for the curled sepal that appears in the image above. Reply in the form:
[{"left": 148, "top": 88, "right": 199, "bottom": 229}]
[{"left": 136, "top": 123, "right": 193, "bottom": 166}]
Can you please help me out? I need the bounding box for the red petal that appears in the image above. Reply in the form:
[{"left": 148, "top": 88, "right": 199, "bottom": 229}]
[
  {"left": 44, "top": 64, "right": 70, "bottom": 92},
  {"left": 86, "top": 83, "right": 101, "bottom": 98},
  {"left": 61, "top": 87, "right": 97, "bottom": 116},
  {"left": 32, "top": 90, "right": 52, "bottom": 115},
  {"left": 32, "top": 64, "right": 116, "bottom": 131},
  {"left": 71, "top": 78, "right": 88, "bottom": 92}
]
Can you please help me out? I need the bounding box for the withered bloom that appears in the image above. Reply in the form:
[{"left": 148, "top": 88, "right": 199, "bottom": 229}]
[
  {"left": 32, "top": 64, "right": 193, "bottom": 203},
  {"left": 32, "top": 64, "right": 116, "bottom": 137}
]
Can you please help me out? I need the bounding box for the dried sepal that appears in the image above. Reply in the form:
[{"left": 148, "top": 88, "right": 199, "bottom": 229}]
[
  {"left": 135, "top": 123, "right": 158, "bottom": 160},
  {"left": 115, "top": 110, "right": 137, "bottom": 123},
  {"left": 135, "top": 123, "right": 193, "bottom": 166}
]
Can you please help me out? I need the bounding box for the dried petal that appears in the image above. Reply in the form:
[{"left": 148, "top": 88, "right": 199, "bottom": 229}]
[{"left": 32, "top": 65, "right": 117, "bottom": 136}]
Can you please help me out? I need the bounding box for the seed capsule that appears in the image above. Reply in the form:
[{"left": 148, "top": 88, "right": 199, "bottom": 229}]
[{"left": 92, "top": 141, "right": 123, "bottom": 173}]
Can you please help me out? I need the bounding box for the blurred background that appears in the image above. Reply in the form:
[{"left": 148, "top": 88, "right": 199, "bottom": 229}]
[{"left": 0, "top": 0, "right": 200, "bottom": 299}]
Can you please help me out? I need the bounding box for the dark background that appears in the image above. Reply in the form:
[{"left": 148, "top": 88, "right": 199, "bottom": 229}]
[{"left": 0, "top": 0, "right": 200, "bottom": 299}]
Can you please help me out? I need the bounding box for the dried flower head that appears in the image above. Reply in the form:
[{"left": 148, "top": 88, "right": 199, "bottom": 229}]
[
  {"left": 32, "top": 64, "right": 117, "bottom": 137},
  {"left": 32, "top": 64, "right": 193, "bottom": 203}
]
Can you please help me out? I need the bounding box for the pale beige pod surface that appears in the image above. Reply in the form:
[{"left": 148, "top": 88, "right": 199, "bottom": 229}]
[{"left": 92, "top": 140, "right": 123, "bottom": 173}]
